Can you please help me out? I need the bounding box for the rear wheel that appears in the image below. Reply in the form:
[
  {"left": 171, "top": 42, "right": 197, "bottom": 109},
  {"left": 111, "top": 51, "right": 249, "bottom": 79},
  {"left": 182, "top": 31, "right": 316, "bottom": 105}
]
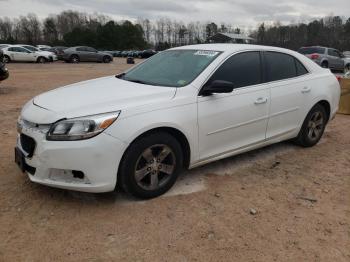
[
  {"left": 294, "top": 104, "right": 327, "bottom": 147},
  {"left": 118, "top": 132, "right": 183, "bottom": 199},
  {"left": 321, "top": 61, "right": 328, "bottom": 68},
  {"left": 70, "top": 55, "right": 79, "bottom": 63}
]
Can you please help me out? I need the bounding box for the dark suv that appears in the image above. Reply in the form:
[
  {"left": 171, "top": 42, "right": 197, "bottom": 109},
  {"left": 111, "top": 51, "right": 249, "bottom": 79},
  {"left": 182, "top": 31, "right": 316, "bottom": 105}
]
[{"left": 298, "top": 46, "right": 345, "bottom": 71}]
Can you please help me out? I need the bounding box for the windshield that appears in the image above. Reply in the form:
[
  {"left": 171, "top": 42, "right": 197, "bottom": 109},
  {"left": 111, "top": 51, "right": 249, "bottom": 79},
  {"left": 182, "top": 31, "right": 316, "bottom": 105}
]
[
  {"left": 120, "top": 50, "right": 221, "bottom": 87},
  {"left": 298, "top": 47, "right": 325, "bottom": 55}
]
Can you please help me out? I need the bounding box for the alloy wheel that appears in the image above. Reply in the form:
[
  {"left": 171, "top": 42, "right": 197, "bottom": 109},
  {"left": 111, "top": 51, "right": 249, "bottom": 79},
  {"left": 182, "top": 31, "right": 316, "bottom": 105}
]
[
  {"left": 307, "top": 111, "right": 324, "bottom": 141},
  {"left": 3, "top": 56, "right": 9, "bottom": 63},
  {"left": 134, "top": 144, "right": 176, "bottom": 191}
]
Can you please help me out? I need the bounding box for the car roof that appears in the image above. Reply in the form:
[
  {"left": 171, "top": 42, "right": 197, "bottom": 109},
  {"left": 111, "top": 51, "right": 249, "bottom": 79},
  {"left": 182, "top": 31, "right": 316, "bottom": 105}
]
[
  {"left": 173, "top": 44, "right": 300, "bottom": 55},
  {"left": 12, "top": 44, "right": 35, "bottom": 48}
]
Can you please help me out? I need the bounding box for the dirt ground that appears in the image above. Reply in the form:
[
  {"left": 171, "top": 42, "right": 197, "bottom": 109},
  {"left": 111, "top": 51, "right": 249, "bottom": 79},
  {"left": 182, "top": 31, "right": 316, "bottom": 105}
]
[{"left": 0, "top": 59, "right": 349, "bottom": 262}]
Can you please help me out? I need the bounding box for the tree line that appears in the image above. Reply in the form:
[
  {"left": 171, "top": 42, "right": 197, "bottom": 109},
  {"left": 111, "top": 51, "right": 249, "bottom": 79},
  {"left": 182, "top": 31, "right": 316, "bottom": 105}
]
[
  {"left": 0, "top": 10, "right": 349, "bottom": 51},
  {"left": 253, "top": 16, "right": 350, "bottom": 51}
]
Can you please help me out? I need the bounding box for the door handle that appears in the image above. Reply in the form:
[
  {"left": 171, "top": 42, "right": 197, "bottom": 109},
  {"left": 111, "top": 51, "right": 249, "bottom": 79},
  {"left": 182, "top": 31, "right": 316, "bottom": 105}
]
[
  {"left": 301, "top": 86, "right": 311, "bottom": 93},
  {"left": 254, "top": 97, "right": 268, "bottom": 105}
]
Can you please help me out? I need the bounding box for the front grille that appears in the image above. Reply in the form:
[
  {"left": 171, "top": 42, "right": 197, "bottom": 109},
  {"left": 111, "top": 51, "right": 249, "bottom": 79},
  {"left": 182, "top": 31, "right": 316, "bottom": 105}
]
[{"left": 20, "top": 134, "right": 36, "bottom": 157}]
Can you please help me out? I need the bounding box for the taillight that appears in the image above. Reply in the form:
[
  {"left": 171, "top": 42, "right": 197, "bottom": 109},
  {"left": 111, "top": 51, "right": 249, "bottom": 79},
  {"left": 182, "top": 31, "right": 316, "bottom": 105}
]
[
  {"left": 336, "top": 75, "right": 342, "bottom": 82},
  {"left": 310, "top": 53, "right": 319, "bottom": 60}
]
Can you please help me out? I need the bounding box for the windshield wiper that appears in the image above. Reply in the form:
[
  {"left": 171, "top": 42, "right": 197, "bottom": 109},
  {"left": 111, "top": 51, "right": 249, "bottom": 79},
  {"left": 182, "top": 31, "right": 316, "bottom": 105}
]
[
  {"left": 116, "top": 74, "right": 161, "bottom": 86},
  {"left": 115, "top": 73, "right": 125, "bottom": 79},
  {"left": 126, "top": 79, "right": 148, "bottom": 84}
]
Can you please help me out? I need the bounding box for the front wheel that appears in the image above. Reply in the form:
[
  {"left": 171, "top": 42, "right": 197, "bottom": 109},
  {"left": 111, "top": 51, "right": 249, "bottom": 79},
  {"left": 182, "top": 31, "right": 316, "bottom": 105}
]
[
  {"left": 3, "top": 55, "right": 10, "bottom": 63},
  {"left": 118, "top": 132, "right": 183, "bottom": 199},
  {"left": 345, "top": 64, "right": 350, "bottom": 74},
  {"left": 294, "top": 104, "right": 327, "bottom": 147},
  {"left": 103, "top": 56, "right": 111, "bottom": 63},
  {"left": 37, "top": 57, "right": 47, "bottom": 63}
]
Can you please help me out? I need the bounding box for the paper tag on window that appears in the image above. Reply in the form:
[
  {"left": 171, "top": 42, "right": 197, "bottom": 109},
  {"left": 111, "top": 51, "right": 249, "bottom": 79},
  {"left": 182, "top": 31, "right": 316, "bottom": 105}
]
[{"left": 194, "top": 51, "right": 219, "bottom": 57}]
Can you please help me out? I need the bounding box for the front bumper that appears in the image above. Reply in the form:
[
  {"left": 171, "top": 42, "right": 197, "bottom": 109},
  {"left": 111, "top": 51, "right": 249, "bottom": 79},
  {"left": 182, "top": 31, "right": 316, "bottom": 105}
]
[{"left": 16, "top": 124, "right": 128, "bottom": 193}]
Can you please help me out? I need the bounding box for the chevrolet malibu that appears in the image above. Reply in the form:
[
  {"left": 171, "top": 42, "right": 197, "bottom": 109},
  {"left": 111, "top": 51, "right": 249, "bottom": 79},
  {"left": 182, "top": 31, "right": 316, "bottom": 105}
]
[{"left": 15, "top": 44, "right": 340, "bottom": 199}]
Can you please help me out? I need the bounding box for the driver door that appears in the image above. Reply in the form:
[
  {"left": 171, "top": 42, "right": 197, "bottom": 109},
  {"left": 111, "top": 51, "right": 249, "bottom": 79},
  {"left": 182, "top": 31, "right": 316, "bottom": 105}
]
[{"left": 197, "top": 51, "right": 270, "bottom": 160}]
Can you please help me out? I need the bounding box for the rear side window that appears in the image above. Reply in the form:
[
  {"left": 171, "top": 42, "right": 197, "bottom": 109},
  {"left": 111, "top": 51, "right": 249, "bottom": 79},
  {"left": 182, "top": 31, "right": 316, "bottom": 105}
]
[
  {"left": 206, "top": 51, "right": 262, "bottom": 88},
  {"left": 295, "top": 59, "right": 308, "bottom": 76},
  {"left": 328, "top": 49, "right": 340, "bottom": 57},
  {"left": 265, "top": 52, "right": 297, "bottom": 82}
]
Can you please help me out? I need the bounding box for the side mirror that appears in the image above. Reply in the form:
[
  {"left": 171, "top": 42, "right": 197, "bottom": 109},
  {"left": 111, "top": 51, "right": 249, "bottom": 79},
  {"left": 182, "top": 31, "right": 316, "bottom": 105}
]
[{"left": 200, "top": 80, "right": 234, "bottom": 96}]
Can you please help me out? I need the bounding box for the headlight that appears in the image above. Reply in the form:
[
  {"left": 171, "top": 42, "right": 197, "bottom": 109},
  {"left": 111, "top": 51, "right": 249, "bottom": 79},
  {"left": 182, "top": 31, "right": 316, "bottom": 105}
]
[{"left": 46, "top": 111, "right": 120, "bottom": 141}]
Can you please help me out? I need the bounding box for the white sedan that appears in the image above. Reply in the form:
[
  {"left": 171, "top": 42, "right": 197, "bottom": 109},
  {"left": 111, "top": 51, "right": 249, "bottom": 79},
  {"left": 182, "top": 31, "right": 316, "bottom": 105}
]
[
  {"left": 3, "top": 45, "right": 56, "bottom": 63},
  {"left": 15, "top": 44, "right": 340, "bottom": 198}
]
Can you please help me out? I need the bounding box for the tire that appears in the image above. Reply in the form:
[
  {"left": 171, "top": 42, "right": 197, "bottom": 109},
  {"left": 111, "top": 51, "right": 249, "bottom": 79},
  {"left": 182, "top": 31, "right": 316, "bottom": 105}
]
[
  {"left": 321, "top": 61, "right": 328, "bottom": 68},
  {"left": 3, "top": 55, "right": 10, "bottom": 63},
  {"left": 294, "top": 104, "right": 327, "bottom": 147},
  {"left": 345, "top": 64, "right": 350, "bottom": 74},
  {"left": 103, "top": 56, "right": 111, "bottom": 63},
  {"left": 37, "top": 57, "right": 47, "bottom": 63},
  {"left": 36, "top": 56, "right": 47, "bottom": 64},
  {"left": 70, "top": 55, "right": 79, "bottom": 63},
  {"left": 118, "top": 132, "right": 183, "bottom": 199}
]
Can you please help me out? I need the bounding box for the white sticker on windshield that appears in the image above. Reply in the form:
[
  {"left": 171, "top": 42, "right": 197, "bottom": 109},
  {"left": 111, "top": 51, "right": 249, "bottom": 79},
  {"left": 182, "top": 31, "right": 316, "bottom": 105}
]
[{"left": 194, "top": 51, "right": 219, "bottom": 57}]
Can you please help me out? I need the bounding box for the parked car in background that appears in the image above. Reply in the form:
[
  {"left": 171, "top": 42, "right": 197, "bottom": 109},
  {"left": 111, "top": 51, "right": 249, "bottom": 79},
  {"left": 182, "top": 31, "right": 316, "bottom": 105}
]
[
  {"left": 62, "top": 46, "right": 113, "bottom": 63},
  {"left": 16, "top": 44, "right": 340, "bottom": 198},
  {"left": 343, "top": 51, "right": 350, "bottom": 73},
  {"left": 21, "top": 45, "right": 57, "bottom": 61},
  {"left": 48, "top": 46, "right": 68, "bottom": 60},
  {"left": 113, "top": 51, "right": 122, "bottom": 57},
  {"left": 298, "top": 46, "right": 345, "bottom": 72},
  {"left": 0, "top": 50, "right": 9, "bottom": 81},
  {"left": 2, "top": 45, "right": 55, "bottom": 63},
  {"left": 140, "top": 49, "right": 157, "bottom": 59}
]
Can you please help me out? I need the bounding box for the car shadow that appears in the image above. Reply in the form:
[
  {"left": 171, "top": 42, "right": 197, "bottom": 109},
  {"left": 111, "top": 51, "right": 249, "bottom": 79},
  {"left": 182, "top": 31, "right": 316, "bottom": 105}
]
[{"left": 29, "top": 140, "right": 300, "bottom": 205}]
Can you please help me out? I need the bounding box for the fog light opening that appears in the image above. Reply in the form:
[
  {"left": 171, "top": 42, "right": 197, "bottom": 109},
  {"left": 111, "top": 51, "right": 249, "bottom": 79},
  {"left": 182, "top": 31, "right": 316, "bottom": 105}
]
[{"left": 72, "top": 170, "right": 85, "bottom": 179}]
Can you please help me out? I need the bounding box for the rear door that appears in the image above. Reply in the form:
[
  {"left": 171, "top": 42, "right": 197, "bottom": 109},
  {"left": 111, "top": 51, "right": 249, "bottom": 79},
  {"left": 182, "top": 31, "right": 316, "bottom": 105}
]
[
  {"left": 198, "top": 51, "right": 270, "bottom": 160},
  {"left": 76, "top": 47, "right": 88, "bottom": 62},
  {"left": 264, "top": 51, "right": 310, "bottom": 139},
  {"left": 85, "top": 47, "right": 99, "bottom": 61}
]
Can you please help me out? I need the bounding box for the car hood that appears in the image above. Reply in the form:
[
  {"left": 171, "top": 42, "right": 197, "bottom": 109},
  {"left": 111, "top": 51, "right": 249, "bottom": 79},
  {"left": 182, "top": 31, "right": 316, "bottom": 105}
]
[
  {"left": 36, "top": 51, "right": 53, "bottom": 56},
  {"left": 27, "top": 76, "right": 176, "bottom": 123},
  {"left": 98, "top": 51, "right": 112, "bottom": 56}
]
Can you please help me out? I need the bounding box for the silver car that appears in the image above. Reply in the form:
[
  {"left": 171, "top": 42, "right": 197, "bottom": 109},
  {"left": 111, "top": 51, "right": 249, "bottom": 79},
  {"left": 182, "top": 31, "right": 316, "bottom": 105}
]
[
  {"left": 62, "top": 46, "right": 113, "bottom": 63},
  {"left": 298, "top": 46, "right": 345, "bottom": 72}
]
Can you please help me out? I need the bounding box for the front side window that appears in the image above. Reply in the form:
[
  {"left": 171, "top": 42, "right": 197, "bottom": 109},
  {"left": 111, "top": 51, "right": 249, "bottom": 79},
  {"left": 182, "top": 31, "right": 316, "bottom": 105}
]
[
  {"left": 205, "top": 51, "right": 262, "bottom": 89},
  {"left": 265, "top": 52, "right": 297, "bottom": 82},
  {"left": 86, "top": 47, "right": 96, "bottom": 52},
  {"left": 121, "top": 50, "right": 221, "bottom": 87}
]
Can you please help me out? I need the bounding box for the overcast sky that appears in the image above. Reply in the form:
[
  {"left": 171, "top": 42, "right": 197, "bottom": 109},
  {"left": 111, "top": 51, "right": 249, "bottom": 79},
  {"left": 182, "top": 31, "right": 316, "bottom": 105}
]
[{"left": 1, "top": 0, "right": 349, "bottom": 28}]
